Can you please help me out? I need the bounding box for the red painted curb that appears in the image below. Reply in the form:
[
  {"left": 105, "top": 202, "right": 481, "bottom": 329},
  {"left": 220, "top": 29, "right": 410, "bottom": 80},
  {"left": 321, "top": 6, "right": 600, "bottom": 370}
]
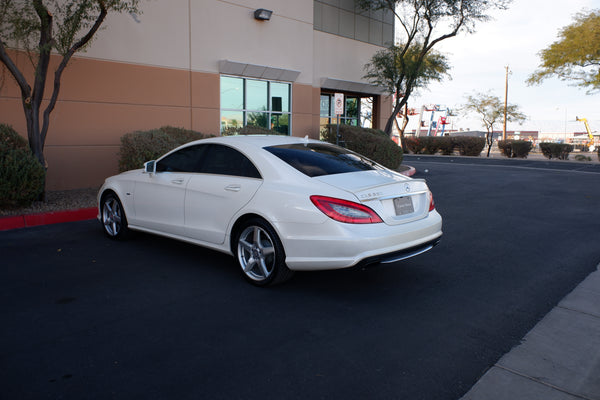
[
  {"left": 0, "top": 207, "right": 97, "bottom": 231},
  {"left": 400, "top": 165, "right": 416, "bottom": 177}
]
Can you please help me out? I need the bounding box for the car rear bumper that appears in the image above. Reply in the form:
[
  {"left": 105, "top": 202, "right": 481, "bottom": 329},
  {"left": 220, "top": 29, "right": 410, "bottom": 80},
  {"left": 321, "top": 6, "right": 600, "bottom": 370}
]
[
  {"left": 278, "top": 210, "right": 442, "bottom": 271},
  {"left": 353, "top": 236, "right": 441, "bottom": 269}
]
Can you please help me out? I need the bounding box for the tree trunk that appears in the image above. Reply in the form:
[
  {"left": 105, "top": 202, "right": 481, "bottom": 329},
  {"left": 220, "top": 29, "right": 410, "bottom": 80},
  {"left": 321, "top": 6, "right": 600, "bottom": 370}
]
[
  {"left": 486, "top": 131, "right": 493, "bottom": 157},
  {"left": 384, "top": 98, "right": 407, "bottom": 137}
]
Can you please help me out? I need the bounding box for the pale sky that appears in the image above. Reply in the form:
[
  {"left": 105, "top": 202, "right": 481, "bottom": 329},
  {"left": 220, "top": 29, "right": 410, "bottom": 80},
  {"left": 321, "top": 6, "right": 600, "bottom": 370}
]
[{"left": 403, "top": 0, "right": 599, "bottom": 135}]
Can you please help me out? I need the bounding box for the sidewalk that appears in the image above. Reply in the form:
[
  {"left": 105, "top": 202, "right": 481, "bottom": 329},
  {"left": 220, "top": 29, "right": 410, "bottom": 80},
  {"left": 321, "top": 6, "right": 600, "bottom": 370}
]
[{"left": 461, "top": 264, "right": 600, "bottom": 400}]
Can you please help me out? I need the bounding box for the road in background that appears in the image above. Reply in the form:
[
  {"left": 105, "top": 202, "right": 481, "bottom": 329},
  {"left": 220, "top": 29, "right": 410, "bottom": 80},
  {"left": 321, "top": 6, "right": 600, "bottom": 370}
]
[{"left": 1, "top": 158, "right": 599, "bottom": 400}]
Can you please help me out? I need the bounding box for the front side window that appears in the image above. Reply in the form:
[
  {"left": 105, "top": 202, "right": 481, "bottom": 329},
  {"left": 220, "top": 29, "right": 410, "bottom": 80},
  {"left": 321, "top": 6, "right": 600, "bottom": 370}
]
[
  {"left": 156, "top": 145, "right": 207, "bottom": 173},
  {"left": 265, "top": 143, "right": 381, "bottom": 177},
  {"left": 220, "top": 76, "right": 292, "bottom": 135},
  {"left": 155, "top": 144, "right": 261, "bottom": 179}
]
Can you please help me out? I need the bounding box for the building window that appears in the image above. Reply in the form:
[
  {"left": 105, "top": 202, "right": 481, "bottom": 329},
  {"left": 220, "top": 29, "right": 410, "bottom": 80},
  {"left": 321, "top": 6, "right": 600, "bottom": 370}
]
[
  {"left": 220, "top": 76, "right": 291, "bottom": 135},
  {"left": 313, "top": 0, "right": 394, "bottom": 47}
]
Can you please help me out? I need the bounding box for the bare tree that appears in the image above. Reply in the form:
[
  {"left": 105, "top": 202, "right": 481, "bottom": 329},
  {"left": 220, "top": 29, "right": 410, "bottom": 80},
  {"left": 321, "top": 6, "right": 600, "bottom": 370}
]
[
  {"left": 0, "top": 0, "right": 141, "bottom": 171},
  {"left": 462, "top": 92, "right": 526, "bottom": 157},
  {"left": 358, "top": 0, "right": 511, "bottom": 136},
  {"left": 363, "top": 42, "right": 450, "bottom": 144}
]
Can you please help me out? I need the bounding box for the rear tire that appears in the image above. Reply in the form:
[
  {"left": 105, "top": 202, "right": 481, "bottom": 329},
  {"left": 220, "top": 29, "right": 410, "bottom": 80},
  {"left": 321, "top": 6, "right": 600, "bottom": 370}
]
[
  {"left": 101, "top": 192, "right": 130, "bottom": 240},
  {"left": 234, "top": 218, "right": 294, "bottom": 286}
]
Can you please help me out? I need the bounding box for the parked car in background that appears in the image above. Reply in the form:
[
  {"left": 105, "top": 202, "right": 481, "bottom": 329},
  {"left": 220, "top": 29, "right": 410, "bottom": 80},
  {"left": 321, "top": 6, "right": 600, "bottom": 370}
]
[{"left": 98, "top": 135, "right": 442, "bottom": 286}]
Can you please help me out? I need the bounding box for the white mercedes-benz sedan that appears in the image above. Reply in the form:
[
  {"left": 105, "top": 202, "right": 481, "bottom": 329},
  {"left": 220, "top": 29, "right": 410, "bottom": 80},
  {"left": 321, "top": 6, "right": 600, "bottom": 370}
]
[{"left": 98, "top": 135, "right": 442, "bottom": 286}]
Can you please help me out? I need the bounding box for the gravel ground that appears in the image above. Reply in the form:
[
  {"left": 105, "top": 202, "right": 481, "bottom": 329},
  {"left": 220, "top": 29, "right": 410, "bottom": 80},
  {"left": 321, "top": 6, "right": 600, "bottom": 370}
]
[{"left": 0, "top": 187, "right": 98, "bottom": 217}]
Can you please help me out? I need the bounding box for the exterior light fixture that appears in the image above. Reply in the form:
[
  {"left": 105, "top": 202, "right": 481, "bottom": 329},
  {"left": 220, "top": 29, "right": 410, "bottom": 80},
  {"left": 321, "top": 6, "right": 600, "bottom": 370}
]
[{"left": 254, "top": 8, "right": 273, "bottom": 21}]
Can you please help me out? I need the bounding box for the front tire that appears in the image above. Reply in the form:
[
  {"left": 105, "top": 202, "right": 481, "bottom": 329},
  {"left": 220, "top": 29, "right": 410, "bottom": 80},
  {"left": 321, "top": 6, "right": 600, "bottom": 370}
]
[
  {"left": 234, "top": 218, "right": 293, "bottom": 286},
  {"left": 101, "top": 192, "right": 130, "bottom": 240}
]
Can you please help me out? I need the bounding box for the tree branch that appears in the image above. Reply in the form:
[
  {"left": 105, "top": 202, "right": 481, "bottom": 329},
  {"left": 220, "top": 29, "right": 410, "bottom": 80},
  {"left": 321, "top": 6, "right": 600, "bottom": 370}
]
[
  {"left": 42, "top": 1, "right": 108, "bottom": 145},
  {"left": 0, "top": 40, "right": 32, "bottom": 101}
]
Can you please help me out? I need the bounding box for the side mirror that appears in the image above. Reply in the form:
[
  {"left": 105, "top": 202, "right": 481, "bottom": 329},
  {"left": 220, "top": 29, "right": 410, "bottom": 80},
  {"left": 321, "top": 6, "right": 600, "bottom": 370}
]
[{"left": 144, "top": 160, "right": 156, "bottom": 174}]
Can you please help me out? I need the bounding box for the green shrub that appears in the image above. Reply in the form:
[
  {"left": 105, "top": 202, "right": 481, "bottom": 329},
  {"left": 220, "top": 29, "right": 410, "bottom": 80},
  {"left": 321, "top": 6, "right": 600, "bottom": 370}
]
[
  {"left": 498, "top": 140, "right": 533, "bottom": 158},
  {"left": 404, "top": 136, "right": 441, "bottom": 155},
  {"left": 539, "top": 143, "right": 574, "bottom": 160},
  {"left": 453, "top": 136, "right": 486, "bottom": 156},
  {"left": 574, "top": 154, "right": 592, "bottom": 162},
  {"left": 437, "top": 136, "right": 455, "bottom": 155},
  {"left": 0, "top": 147, "right": 46, "bottom": 208},
  {"left": 404, "top": 137, "right": 425, "bottom": 154},
  {"left": 0, "top": 123, "right": 27, "bottom": 151},
  {"left": 322, "top": 124, "right": 403, "bottom": 169},
  {"left": 118, "top": 126, "right": 208, "bottom": 172}
]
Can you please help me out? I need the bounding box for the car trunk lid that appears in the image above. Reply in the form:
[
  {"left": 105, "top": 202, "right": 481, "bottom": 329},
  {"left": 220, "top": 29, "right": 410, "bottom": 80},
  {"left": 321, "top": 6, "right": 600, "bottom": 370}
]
[{"left": 314, "top": 170, "right": 431, "bottom": 225}]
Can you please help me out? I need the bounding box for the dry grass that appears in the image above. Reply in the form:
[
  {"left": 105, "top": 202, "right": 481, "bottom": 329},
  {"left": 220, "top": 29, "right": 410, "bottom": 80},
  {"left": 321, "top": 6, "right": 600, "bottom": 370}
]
[{"left": 0, "top": 187, "right": 98, "bottom": 217}]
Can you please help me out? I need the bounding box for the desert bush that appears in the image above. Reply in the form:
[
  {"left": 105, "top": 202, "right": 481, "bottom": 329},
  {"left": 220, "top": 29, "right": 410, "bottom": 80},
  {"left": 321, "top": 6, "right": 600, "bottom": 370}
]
[
  {"left": 497, "top": 140, "right": 533, "bottom": 158},
  {"left": 437, "top": 136, "right": 455, "bottom": 155},
  {"left": 0, "top": 124, "right": 45, "bottom": 208},
  {"left": 0, "top": 123, "right": 27, "bottom": 151},
  {"left": 404, "top": 136, "right": 441, "bottom": 155},
  {"left": 539, "top": 143, "right": 574, "bottom": 160},
  {"left": 453, "top": 136, "right": 486, "bottom": 156},
  {"left": 322, "top": 124, "right": 403, "bottom": 169},
  {"left": 574, "top": 154, "right": 592, "bottom": 162},
  {"left": 0, "top": 147, "right": 46, "bottom": 208},
  {"left": 118, "top": 126, "right": 208, "bottom": 172},
  {"left": 404, "top": 137, "right": 424, "bottom": 154}
]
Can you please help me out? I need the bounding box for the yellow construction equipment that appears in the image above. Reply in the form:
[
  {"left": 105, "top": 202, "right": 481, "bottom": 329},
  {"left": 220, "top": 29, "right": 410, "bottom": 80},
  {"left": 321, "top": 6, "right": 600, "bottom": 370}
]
[{"left": 575, "top": 116, "right": 596, "bottom": 152}]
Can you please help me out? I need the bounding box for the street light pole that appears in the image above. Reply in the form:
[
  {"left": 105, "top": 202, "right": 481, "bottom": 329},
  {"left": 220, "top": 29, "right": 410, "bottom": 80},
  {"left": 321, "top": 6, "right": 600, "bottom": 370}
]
[{"left": 503, "top": 65, "right": 510, "bottom": 141}]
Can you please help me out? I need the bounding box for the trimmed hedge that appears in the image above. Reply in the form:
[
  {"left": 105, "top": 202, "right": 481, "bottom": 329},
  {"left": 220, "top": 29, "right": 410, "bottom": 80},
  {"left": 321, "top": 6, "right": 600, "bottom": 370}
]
[
  {"left": 405, "top": 136, "right": 485, "bottom": 157},
  {"left": 0, "top": 124, "right": 45, "bottom": 208},
  {"left": 497, "top": 140, "right": 533, "bottom": 158},
  {"left": 118, "top": 126, "right": 208, "bottom": 172},
  {"left": 539, "top": 143, "right": 574, "bottom": 160},
  {"left": 322, "top": 124, "right": 403, "bottom": 169},
  {"left": 453, "top": 137, "right": 486, "bottom": 156}
]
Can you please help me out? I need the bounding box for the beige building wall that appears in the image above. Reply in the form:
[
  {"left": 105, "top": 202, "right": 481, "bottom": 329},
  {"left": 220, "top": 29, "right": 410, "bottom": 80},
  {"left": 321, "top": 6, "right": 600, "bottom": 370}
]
[{"left": 0, "top": 0, "right": 391, "bottom": 190}]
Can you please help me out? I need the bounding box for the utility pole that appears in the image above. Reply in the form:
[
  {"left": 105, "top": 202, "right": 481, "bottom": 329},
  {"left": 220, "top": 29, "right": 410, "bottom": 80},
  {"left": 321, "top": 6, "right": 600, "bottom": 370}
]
[{"left": 503, "top": 65, "right": 510, "bottom": 141}]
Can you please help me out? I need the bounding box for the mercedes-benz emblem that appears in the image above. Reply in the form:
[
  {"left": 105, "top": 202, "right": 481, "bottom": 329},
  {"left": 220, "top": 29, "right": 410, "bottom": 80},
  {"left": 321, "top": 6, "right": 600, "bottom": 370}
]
[{"left": 404, "top": 183, "right": 411, "bottom": 192}]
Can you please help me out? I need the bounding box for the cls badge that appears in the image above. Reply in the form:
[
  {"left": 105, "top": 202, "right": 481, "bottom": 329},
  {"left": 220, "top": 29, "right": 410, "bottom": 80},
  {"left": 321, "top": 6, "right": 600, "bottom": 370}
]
[{"left": 404, "top": 183, "right": 411, "bottom": 193}]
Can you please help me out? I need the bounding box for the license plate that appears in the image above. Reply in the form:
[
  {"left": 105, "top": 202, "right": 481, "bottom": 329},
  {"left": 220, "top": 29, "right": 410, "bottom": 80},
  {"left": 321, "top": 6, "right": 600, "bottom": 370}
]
[{"left": 393, "top": 196, "right": 414, "bottom": 215}]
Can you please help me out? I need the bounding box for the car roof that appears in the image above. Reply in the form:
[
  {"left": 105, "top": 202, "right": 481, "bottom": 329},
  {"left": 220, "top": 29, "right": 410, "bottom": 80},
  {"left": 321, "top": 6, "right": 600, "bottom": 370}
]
[{"left": 188, "top": 134, "right": 323, "bottom": 149}]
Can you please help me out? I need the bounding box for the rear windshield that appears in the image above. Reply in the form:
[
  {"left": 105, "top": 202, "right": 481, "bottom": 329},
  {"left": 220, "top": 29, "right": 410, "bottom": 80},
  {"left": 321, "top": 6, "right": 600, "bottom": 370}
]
[{"left": 264, "top": 143, "right": 380, "bottom": 177}]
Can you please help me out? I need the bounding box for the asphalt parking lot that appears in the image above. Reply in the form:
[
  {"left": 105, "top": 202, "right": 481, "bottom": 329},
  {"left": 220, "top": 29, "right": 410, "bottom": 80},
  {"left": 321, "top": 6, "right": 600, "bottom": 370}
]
[{"left": 1, "top": 156, "right": 599, "bottom": 400}]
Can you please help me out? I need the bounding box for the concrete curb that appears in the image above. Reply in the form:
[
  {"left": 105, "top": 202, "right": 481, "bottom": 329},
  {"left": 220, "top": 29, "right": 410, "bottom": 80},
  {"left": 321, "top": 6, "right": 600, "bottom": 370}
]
[{"left": 0, "top": 207, "right": 97, "bottom": 231}]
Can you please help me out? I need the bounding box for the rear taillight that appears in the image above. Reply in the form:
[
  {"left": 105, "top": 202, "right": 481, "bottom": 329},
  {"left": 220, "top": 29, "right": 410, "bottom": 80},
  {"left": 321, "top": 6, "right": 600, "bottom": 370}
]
[
  {"left": 310, "top": 195, "right": 383, "bottom": 224},
  {"left": 429, "top": 191, "right": 435, "bottom": 212}
]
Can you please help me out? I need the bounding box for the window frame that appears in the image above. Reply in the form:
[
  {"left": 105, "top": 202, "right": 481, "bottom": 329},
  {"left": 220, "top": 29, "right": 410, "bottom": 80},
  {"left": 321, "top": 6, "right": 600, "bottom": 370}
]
[{"left": 220, "top": 76, "right": 292, "bottom": 135}]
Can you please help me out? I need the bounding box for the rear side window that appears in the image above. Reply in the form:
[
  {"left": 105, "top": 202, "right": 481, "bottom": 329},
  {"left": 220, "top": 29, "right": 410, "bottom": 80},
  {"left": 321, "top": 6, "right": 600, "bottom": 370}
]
[{"left": 265, "top": 143, "right": 379, "bottom": 177}]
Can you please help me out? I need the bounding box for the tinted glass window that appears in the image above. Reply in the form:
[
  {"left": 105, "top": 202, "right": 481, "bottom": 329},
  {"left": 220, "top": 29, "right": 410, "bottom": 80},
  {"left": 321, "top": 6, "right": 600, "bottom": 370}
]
[
  {"left": 201, "top": 144, "right": 261, "bottom": 179},
  {"left": 265, "top": 143, "right": 379, "bottom": 177},
  {"left": 156, "top": 145, "right": 206, "bottom": 173}
]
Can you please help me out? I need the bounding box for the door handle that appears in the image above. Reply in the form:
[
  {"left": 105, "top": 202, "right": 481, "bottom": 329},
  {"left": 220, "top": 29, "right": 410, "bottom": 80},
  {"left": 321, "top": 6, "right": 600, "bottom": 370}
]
[
  {"left": 225, "top": 184, "right": 241, "bottom": 192},
  {"left": 171, "top": 179, "right": 184, "bottom": 185}
]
